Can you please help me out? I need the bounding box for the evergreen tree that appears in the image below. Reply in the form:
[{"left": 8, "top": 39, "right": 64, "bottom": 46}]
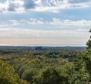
[{"left": 82, "top": 29, "right": 91, "bottom": 82}]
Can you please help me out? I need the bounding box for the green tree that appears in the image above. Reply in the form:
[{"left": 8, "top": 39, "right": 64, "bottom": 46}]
[
  {"left": 33, "top": 67, "right": 68, "bottom": 84},
  {"left": 0, "top": 59, "right": 28, "bottom": 84},
  {"left": 82, "top": 29, "right": 91, "bottom": 82}
]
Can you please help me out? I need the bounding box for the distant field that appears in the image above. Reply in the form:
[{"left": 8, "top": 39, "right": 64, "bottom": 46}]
[{"left": 0, "top": 46, "right": 86, "bottom": 54}]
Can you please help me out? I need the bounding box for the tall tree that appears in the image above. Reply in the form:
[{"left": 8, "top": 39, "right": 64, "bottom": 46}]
[{"left": 82, "top": 29, "right": 91, "bottom": 82}]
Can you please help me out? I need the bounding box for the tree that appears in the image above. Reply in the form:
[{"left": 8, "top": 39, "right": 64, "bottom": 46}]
[
  {"left": 33, "top": 67, "right": 69, "bottom": 84},
  {"left": 82, "top": 29, "right": 91, "bottom": 82},
  {"left": 0, "top": 59, "right": 28, "bottom": 84}
]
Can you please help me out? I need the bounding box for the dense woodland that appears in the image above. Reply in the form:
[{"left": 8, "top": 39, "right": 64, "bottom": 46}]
[{"left": 0, "top": 32, "right": 91, "bottom": 84}]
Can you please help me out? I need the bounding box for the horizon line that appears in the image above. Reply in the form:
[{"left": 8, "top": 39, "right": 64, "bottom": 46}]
[{"left": 0, "top": 44, "right": 86, "bottom": 47}]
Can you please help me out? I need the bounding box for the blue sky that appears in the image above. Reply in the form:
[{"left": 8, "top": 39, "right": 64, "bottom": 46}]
[{"left": 0, "top": 0, "right": 91, "bottom": 46}]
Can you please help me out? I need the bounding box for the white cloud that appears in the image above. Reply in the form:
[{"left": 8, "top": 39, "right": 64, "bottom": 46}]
[
  {"left": 0, "top": 17, "right": 90, "bottom": 45},
  {"left": 0, "top": 0, "right": 24, "bottom": 13},
  {"left": 11, "top": 18, "right": 91, "bottom": 24},
  {"left": 0, "top": 18, "right": 91, "bottom": 36},
  {"left": 10, "top": 18, "right": 91, "bottom": 28},
  {"left": 58, "top": 19, "right": 89, "bottom": 26},
  {"left": 1, "top": 18, "right": 91, "bottom": 32},
  {"left": 0, "top": 0, "right": 91, "bottom": 13}
]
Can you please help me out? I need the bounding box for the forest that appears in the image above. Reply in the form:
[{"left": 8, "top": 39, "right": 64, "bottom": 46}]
[{"left": 0, "top": 33, "right": 91, "bottom": 84}]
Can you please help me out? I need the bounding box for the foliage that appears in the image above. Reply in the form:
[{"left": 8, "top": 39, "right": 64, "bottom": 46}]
[
  {"left": 0, "top": 59, "right": 28, "bottom": 84},
  {"left": 33, "top": 67, "right": 69, "bottom": 84},
  {"left": 0, "top": 45, "right": 89, "bottom": 84}
]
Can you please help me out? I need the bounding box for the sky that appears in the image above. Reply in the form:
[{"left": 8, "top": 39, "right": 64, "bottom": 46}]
[{"left": 0, "top": 0, "right": 91, "bottom": 46}]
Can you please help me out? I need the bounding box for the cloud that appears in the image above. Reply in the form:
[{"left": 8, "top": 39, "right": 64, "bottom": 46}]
[
  {"left": 0, "top": 0, "right": 91, "bottom": 13},
  {"left": 1, "top": 18, "right": 91, "bottom": 32},
  {"left": 0, "top": 0, "right": 24, "bottom": 12},
  {"left": 69, "top": 0, "right": 90, "bottom": 3},
  {"left": 0, "top": 25, "right": 89, "bottom": 46},
  {"left": 12, "top": 18, "right": 91, "bottom": 24},
  {"left": 8, "top": 2, "right": 16, "bottom": 11},
  {"left": 0, "top": 17, "right": 90, "bottom": 46},
  {"left": 7, "top": 18, "right": 91, "bottom": 29},
  {"left": 23, "top": 0, "right": 35, "bottom": 9}
]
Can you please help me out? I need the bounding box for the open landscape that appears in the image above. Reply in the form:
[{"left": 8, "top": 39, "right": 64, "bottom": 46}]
[
  {"left": 0, "top": 0, "right": 91, "bottom": 84},
  {"left": 0, "top": 46, "right": 88, "bottom": 84},
  {"left": 0, "top": 44, "right": 91, "bottom": 84}
]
